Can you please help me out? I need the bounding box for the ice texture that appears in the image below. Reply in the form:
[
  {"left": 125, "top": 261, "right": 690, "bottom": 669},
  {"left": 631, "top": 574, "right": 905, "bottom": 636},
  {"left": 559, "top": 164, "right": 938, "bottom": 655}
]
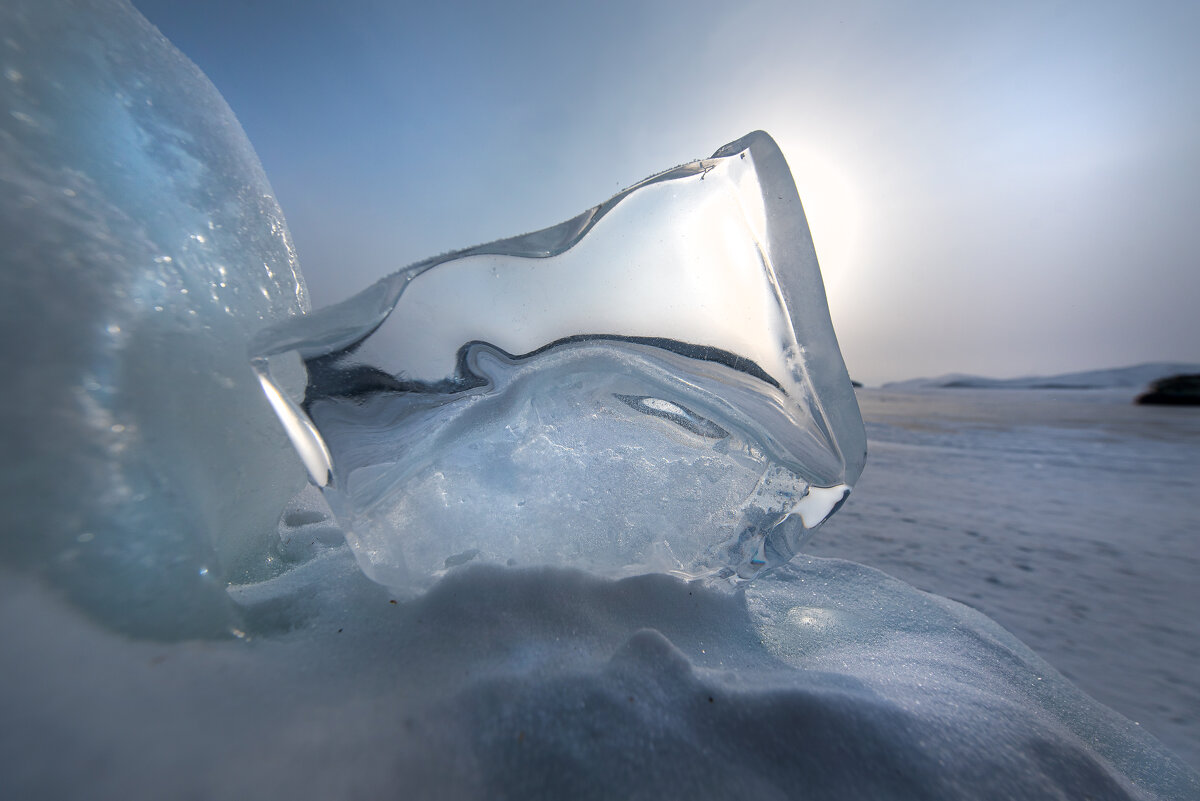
[
  {"left": 0, "top": 0, "right": 308, "bottom": 638},
  {"left": 252, "top": 132, "right": 866, "bottom": 592}
]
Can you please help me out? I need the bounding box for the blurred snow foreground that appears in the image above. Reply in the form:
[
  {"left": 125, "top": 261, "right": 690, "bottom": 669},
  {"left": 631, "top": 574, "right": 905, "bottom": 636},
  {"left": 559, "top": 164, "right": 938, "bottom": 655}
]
[{"left": 0, "top": 1, "right": 1197, "bottom": 799}]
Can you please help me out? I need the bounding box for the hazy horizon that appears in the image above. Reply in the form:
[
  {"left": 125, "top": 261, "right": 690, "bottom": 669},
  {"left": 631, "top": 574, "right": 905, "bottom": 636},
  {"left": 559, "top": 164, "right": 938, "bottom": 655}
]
[{"left": 133, "top": 0, "right": 1200, "bottom": 387}]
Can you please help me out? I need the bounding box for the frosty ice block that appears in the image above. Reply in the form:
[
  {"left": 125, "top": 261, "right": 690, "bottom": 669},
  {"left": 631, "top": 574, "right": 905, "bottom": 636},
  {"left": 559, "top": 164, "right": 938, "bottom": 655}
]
[
  {"left": 1, "top": 0, "right": 308, "bottom": 638},
  {"left": 251, "top": 131, "right": 866, "bottom": 591}
]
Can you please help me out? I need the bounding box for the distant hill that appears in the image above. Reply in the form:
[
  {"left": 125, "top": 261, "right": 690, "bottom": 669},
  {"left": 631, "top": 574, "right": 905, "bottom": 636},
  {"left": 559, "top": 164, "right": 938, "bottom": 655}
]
[{"left": 882, "top": 362, "right": 1200, "bottom": 391}]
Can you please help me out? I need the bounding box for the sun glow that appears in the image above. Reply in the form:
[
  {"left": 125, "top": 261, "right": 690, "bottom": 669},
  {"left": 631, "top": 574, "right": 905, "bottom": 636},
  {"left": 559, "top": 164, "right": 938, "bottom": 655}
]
[{"left": 787, "top": 149, "right": 863, "bottom": 285}]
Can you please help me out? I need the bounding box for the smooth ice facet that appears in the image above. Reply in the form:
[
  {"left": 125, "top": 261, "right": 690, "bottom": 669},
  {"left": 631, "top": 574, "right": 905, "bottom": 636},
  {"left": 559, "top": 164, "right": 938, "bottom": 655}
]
[
  {"left": 252, "top": 131, "right": 865, "bottom": 592},
  {"left": 0, "top": 0, "right": 308, "bottom": 638}
]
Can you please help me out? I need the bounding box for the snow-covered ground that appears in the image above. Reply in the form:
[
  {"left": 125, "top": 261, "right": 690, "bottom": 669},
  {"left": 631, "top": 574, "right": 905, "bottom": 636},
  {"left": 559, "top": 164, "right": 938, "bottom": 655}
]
[
  {"left": 4, "top": 384, "right": 1199, "bottom": 800},
  {"left": 807, "top": 386, "right": 1200, "bottom": 768}
]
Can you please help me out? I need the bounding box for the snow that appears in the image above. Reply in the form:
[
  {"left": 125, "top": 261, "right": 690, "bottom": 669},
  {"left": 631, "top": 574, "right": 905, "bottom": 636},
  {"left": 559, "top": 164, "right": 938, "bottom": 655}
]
[
  {"left": 3, "top": 388, "right": 1199, "bottom": 799},
  {"left": 806, "top": 387, "right": 1200, "bottom": 769}
]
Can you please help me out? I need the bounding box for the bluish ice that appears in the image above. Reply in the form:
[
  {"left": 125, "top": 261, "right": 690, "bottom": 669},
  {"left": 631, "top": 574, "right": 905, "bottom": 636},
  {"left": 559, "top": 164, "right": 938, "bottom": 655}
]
[{"left": 0, "top": 0, "right": 307, "bottom": 638}]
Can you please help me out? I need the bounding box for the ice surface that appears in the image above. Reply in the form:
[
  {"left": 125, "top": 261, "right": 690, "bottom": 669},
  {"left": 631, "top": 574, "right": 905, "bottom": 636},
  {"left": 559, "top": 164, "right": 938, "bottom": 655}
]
[
  {"left": 252, "top": 131, "right": 866, "bottom": 592},
  {"left": 0, "top": 0, "right": 308, "bottom": 637}
]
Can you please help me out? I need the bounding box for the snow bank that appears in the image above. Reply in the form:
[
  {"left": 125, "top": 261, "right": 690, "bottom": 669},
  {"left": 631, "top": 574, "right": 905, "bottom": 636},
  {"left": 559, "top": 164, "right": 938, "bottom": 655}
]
[{"left": 2, "top": 543, "right": 1197, "bottom": 800}]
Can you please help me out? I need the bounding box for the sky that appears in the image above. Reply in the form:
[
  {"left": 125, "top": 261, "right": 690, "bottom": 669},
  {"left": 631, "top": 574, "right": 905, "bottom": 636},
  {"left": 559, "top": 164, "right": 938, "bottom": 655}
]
[{"left": 132, "top": 0, "right": 1199, "bottom": 386}]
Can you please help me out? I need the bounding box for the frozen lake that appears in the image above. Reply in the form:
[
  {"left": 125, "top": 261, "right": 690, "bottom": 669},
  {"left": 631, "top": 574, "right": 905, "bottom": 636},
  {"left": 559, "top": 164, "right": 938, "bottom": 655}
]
[{"left": 806, "top": 387, "right": 1200, "bottom": 768}]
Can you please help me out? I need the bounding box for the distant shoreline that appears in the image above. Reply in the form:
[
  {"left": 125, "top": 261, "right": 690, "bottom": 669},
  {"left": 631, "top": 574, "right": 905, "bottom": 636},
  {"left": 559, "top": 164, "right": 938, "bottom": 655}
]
[{"left": 876, "top": 361, "right": 1200, "bottom": 392}]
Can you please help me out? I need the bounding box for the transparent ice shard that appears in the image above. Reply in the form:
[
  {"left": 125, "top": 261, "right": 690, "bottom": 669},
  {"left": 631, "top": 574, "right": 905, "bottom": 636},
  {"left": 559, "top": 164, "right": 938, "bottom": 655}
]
[{"left": 251, "top": 131, "right": 866, "bottom": 592}]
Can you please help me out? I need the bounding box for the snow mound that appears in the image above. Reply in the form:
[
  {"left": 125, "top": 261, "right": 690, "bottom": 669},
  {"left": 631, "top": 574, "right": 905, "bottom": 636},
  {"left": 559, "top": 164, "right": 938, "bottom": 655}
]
[{"left": 2, "top": 550, "right": 1196, "bottom": 800}]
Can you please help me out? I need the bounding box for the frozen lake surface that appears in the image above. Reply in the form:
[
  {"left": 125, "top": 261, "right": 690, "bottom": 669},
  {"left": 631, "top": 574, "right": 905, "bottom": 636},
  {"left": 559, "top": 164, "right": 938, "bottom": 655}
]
[{"left": 807, "top": 387, "right": 1200, "bottom": 767}]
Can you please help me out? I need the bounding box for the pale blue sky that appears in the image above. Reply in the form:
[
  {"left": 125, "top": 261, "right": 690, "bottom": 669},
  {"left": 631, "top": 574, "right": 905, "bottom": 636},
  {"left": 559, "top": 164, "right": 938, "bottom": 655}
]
[{"left": 133, "top": 0, "right": 1200, "bottom": 385}]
